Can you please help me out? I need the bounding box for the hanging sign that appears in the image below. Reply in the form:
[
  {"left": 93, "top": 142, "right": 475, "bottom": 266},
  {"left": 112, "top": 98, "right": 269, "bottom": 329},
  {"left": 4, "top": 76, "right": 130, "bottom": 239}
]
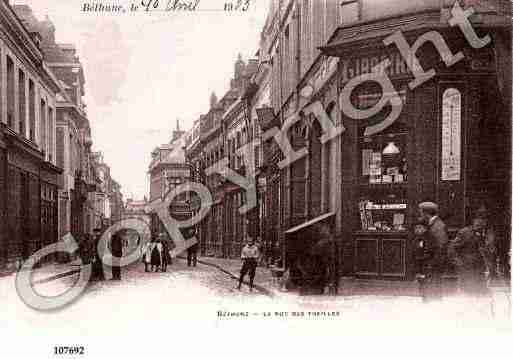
[{"left": 441, "top": 88, "right": 462, "bottom": 181}]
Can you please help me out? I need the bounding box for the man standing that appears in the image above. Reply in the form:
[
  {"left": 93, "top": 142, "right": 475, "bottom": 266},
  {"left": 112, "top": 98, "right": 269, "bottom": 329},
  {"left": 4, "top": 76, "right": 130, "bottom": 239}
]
[
  {"left": 110, "top": 231, "right": 123, "bottom": 280},
  {"left": 418, "top": 202, "right": 449, "bottom": 302},
  {"left": 160, "top": 234, "right": 172, "bottom": 272},
  {"left": 238, "top": 237, "right": 260, "bottom": 291},
  {"left": 448, "top": 205, "right": 496, "bottom": 295},
  {"left": 91, "top": 228, "right": 105, "bottom": 281},
  {"left": 187, "top": 229, "right": 199, "bottom": 268}
]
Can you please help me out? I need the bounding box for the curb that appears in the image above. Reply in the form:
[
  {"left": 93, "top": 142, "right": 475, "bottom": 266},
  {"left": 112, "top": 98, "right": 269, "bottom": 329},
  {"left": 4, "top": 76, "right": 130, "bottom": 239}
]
[
  {"left": 177, "top": 256, "right": 275, "bottom": 298},
  {"left": 32, "top": 268, "right": 81, "bottom": 284},
  {"left": 1, "top": 264, "right": 82, "bottom": 284}
]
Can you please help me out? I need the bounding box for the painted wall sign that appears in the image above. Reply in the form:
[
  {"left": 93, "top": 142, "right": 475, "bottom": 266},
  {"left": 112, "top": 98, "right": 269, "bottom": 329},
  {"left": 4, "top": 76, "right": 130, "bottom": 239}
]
[
  {"left": 441, "top": 88, "right": 462, "bottom": 181},
  {"left": 340, "top": 52, "right": 414, "bottom": 84}
]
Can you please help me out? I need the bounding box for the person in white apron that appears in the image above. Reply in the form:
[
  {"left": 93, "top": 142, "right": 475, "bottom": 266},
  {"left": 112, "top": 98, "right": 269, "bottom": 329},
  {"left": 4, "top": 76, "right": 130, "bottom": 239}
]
[{"left": 142, "top": 240, "right": 154, "bottom": 272}]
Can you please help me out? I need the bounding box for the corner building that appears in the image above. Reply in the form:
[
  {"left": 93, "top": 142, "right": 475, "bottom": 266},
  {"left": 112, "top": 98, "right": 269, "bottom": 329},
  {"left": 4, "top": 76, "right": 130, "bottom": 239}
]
[{"left": 260, "top": 0, "right": 511, "bottom": 283}]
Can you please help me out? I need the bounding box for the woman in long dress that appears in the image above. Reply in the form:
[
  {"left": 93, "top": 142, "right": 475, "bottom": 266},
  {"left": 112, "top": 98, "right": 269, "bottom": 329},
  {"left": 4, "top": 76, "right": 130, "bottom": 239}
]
[{"left": 151, "top": 239, "right": 163, "bottom": 272}]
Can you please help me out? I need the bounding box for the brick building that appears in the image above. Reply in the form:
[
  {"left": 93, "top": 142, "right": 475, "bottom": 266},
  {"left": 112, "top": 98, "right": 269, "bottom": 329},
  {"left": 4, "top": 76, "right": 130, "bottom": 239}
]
[
  {"left": 124, "top": 197, "right": 148, "bottom": 217},
  {"left": 0, "top": 1, "right": 62, "bottom": 269},
  {"left": 91, "top": 151, "right": 123, "bottom": 229},
  {"left": 13, "top": 5, "right": 124, "bottom": 247},
  {"left": 193, "top": 55, "right": 259, "bottom": 258},
  {"left": 257, "top": 0, "right": 511, "bottom": 283},
  {"left": 110, "top": 180, "right": 124, "bottom": 224},
  {"left": 148, "top": 121, "right": 192, "bottom": 239}
]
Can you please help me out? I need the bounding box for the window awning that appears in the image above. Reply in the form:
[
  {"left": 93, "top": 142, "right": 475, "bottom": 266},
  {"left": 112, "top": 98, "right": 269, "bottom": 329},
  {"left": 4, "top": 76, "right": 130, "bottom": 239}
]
[{"left": 285, "top": 212, "right": 336, "bottom": 235}]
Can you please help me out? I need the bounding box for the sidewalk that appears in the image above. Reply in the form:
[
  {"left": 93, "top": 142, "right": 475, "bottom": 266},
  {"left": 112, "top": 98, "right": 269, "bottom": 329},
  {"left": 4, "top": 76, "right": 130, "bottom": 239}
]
[{"left": 194, "top": 257, "right": 511, "bottom": 301}]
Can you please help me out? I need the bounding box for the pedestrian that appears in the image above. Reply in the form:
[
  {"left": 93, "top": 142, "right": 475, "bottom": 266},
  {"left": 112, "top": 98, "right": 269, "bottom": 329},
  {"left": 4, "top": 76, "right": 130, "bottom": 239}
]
[
  {"left": 318, "top": 223, "right": 338, "bottom": 295},
  {"left": 142, "top": 239, "right": 153, "bottom": 272},
  {"left": 160, "top": 234, "right": 172, "bottom": 272},
  {"left": 111, "top": 231, "right": 123, "bottom": 280},
  {"left": 91, "top": 228, "right": 105, "bottom": 281},
  {"left": 448, "top": 205, "right": 497, "bottom": 296},
  {"left": 150, "top": 238, "right": 163, "bottom": 272},
  {"left": 187, "top": 241, "right": 199, "bottom": 267},
  {"left": 238, "top": 237, "right": 260, "bottom": 291},
  {"left": 417, "top": 202, "right": 449, "bottom": 302}
]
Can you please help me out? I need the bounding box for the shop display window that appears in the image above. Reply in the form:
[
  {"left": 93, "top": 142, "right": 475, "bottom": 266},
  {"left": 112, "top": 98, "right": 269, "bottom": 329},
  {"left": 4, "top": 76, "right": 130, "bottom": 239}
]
[{"left": 357, "top": 90, "right": 408, "bottom": 233}]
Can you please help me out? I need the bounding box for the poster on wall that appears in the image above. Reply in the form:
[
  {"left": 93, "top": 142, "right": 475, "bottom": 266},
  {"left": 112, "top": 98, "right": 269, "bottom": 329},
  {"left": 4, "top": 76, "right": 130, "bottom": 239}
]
[{"left": 441, "top": 88, "right": 462, "bottom": 181}]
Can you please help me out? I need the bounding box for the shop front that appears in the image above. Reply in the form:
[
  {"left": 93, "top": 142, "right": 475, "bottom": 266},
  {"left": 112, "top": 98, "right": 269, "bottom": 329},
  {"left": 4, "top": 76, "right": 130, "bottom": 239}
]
[
  {"left": 322, "top": 17, "right": 511, "bottom": 280},
  {"left": 40, "top": 162, "right": 61, "bottom": 263}
]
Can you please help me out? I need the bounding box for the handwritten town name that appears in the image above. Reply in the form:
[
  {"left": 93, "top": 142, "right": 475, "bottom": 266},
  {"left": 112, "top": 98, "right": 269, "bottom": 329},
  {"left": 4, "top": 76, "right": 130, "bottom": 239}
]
[{"left": 81, "top": 0, "right": 252, "bottom": 13}]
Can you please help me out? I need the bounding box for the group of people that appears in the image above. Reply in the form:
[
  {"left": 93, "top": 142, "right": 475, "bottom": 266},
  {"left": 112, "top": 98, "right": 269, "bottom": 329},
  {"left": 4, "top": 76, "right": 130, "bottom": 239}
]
[
  {"left": 85, "top": 227, "right": 124, "bottom": 281},
  {"left": 142, "top": 234, "right": 172, "bottom": 272},
  {"left": 415, "top": 202, "right": 497, "bottom": 301}
]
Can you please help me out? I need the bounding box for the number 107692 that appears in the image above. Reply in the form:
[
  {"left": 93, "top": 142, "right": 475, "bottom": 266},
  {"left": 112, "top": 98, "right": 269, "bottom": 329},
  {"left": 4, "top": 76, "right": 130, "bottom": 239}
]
[{"left": 54, "top": 346, "right": 85, "bottom": 355}]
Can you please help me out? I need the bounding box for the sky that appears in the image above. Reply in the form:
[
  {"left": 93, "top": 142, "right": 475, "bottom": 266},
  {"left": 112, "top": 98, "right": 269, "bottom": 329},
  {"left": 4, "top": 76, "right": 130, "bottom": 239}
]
[{"left": 12, "top": 0, "right": 269, "bottom": 200}]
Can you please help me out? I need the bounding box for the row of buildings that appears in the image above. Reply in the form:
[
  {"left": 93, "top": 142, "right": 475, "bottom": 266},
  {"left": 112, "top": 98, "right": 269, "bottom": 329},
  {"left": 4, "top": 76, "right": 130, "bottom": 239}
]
[
  {"left": 151, "top": 0, "right": 511, "bottom": 281},
  {"left": 0, "top": 1, "right": 123, "bottom": 270}
]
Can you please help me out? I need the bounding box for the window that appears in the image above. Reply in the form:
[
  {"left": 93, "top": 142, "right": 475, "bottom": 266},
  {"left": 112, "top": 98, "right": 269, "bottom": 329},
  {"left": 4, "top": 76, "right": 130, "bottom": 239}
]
[
  {"left": 255, "top": 144, "right": 260, "bottom": 168},
  {"left": 48, "top": 107, "right": 54, "bottom": 162},
  {"left": 357, "top": 89, "right": 409, "bottom": 233},
  {"left": 6, "top": 56, "right": 14, "bottom": 129},
  {"left": 340, "top": 0, "right": 359, "bottom": 24},
  {"left": 40, "top": 99, "right": 47, "bottom": 155},
  {"left": 284, "top": 24, "right": 290, "bottom": 94},
  {"left": 29, "top": 80, "right": 35, "bottom": 141},
  {"left": 18, "top": 69, "right": 26, "bottom": 136}
]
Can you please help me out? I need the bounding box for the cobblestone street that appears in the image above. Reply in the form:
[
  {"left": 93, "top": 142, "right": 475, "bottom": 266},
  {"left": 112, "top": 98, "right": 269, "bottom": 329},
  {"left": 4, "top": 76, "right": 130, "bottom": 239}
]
[{"left": 0, "top": 259, "right": 510, "bottom": 340}]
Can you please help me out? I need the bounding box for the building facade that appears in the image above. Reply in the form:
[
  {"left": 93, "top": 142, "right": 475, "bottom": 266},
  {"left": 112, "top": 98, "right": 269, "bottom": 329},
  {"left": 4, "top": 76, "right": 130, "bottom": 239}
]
[
  {"left": 0, "top": 1, "right": 62, "bottom": 269},
  {"left": 193, "top": 56, "right": 259, "bottom": 258},
  {"left": 148, "top": 121, "right": 192, "bottom": 240},
  {"left": 256, "top": 0, "right": 511, "bottom": 282},
  {"left": 91, "top": 151, "right": 123, "bottom": 229},
  {"left": 13, "top": 5, "right": 124, "bottom": 247},
  {"left": 320, "top": 0, "right": 511, "bottom": 279}
]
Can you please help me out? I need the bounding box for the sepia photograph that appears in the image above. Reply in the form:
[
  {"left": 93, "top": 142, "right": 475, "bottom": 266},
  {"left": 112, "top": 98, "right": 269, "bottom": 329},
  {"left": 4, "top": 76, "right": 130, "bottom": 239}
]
[{"left": 0, "top": 0, "right": 511, "bottom": 357}]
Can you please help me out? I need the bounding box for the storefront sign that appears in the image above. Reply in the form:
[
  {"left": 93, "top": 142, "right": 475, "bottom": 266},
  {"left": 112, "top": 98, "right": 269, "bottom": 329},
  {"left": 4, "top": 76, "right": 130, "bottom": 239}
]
[
  {"left": 441, "top": 88, "right": 462, "bottom": 181},
  {"left": 165, "top": 168, "right": 190, "bottom": 178},
  {"left": 340, "top": 52, "right": 413, "bottom": 84}
]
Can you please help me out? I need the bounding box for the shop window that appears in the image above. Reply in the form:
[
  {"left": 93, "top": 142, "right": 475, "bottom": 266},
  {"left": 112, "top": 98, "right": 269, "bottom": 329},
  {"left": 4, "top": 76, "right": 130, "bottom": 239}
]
[{"left": 357, "top": 89, "right": 408, "bottom": 233}]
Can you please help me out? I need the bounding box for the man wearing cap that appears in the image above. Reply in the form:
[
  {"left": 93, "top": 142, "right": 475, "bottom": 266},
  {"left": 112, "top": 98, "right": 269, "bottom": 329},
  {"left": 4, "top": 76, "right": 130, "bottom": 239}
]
[
  {"left": 238, "top": 237, "right": 260, "bottom": 292},
  {"left": 448, "top": 205, "right": 496, "bottom": 295},
  {"left": 418, "top": 202, "right": 449, "bottom": 301}
]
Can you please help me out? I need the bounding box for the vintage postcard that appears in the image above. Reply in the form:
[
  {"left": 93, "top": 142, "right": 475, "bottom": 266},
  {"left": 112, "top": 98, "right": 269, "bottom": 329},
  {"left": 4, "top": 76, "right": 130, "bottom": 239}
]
[{"left": 0, "top": 0, "right": 512, "bottom": 357}]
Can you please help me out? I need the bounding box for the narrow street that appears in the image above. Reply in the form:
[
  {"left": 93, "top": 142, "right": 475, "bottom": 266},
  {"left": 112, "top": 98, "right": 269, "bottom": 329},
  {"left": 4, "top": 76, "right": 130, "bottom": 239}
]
[{"left": 1, "top": 259, "right": 510, "bottom": 339}]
